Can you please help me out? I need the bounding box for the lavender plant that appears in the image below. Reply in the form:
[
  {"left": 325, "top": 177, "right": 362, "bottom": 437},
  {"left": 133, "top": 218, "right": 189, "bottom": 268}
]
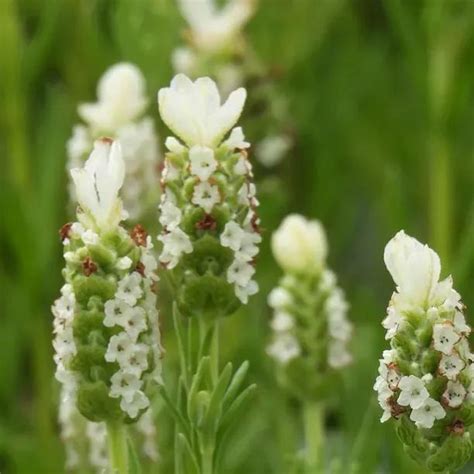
[
  {"left": 52, "top": 138, "right": 162, "bottom": 473},
  {"left": 67, "top": 63, "right": 160, "bottom": 220},
  {"left": 267, "top": 214, "right": 352, "bottom": 472},
  {"left": 156, "top": 74, "right": 259, "bottom": 474},
  {"left": 374, "top": 231, "right": 474, "bottom": 472}
]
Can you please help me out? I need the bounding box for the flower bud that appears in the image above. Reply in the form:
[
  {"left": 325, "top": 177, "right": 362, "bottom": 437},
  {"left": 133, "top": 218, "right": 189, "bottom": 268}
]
[
  {"left": 271, "top": 214, "right": 327, "bottom": 275},
  {"left": 267, "top": 216, "right": 351, "bottom": 400},
  {"left": 157, "top": 75, "right": 260, "bottom": 318},
  {"left": 374, "top": 231, "right": 474, "bottom": 472}
]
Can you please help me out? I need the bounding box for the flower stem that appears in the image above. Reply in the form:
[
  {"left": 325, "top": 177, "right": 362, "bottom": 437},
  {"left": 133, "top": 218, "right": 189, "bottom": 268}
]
[
  {"left": 303, "top": 401, "right": 324, "bottom": 474},
  {"left": 201, "top": 444, "right": 214, "bottom": 474},
  {"left": 210, "top": 320, "right": 219, "bottom": 383},
  {"left": 106, "top": 421, "right": 129, "bottom": 474}
]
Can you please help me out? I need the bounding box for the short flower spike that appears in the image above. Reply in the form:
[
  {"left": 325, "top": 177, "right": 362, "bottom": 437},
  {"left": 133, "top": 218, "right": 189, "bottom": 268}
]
[{"left": 374, "top": 230, "right": 474, "bottom": 472}]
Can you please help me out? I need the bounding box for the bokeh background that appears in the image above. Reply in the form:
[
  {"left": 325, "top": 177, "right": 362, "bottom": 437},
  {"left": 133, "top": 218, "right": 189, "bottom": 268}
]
[{"left": 1, "top": 0, "right": 474, "bottom": 473}]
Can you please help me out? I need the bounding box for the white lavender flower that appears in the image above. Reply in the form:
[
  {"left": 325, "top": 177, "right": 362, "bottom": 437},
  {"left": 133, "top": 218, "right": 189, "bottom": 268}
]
[
  {"left": 157, "top": 75, "right": 261, "bottom": 316},
  {"left": 67, "top": 63, "right": 160, "bottom": 220},
  {"left": 53, "top": 140, "right": 162, "bottom": 427},
  {"left": 374, "top": 230, "right": 474, "bottom": 472}
]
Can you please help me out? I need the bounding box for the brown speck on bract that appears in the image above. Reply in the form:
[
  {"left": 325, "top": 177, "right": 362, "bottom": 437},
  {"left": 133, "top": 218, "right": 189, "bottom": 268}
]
[
  {"left": 130, "top": 224, "right": 148, "bottom": 247},
  {"left": 388, "top": 397, "right": 406, "bottom": 419},
  {"left": 136, "top": 261, "right": 146, "bottom": 277},
  {"left": 99, "top": 136, "right": 114, "bottom": 144},
  {"left": 82, "top": 257, "right": 98, "bottom": 276},
  {"left": 196, "top": 214, "right": 217, "bottom": 231},
  {"left": 448, "top": 419, "right": 465, "bottom": 436},
  {"left": 59, "top": 223, "right": 73, "bottom": 242}
]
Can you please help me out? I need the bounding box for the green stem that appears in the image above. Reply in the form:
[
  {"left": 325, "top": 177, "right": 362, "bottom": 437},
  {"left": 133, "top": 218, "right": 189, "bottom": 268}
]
[
  {"left": 210, "top": 320, "right": 219, "bottom": 383},
  {"left": 201, "top": 444, "right": 214, "bottom": 474},
  {"left": 303, "top": 401, "right": 324, "bottom": 474},
  {"left": 106, "top": 422, "right": 129, "bottom": 474}
]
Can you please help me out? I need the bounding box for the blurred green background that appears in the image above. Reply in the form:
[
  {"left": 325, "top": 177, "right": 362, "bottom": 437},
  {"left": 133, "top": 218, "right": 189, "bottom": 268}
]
[{"left": 1, "top": 0, "right": 474, "bottom": 472}]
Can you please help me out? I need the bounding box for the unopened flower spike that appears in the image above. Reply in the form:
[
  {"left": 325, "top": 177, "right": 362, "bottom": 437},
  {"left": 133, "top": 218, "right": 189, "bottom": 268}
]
[
  {"left": 157, "top": 74, "right": 261, "bottom": 318},
  {"left": 53, "top": 138, "right": 162, "bottom": 472},
  {"left": 267, "top": 214, "right": 353, "bottom": 399},
  {"left": 374, "top": 230, "right": 474, "bottom": 473},
  {"left": 67, "top": 62, "right": 160, "bottom": 220}
]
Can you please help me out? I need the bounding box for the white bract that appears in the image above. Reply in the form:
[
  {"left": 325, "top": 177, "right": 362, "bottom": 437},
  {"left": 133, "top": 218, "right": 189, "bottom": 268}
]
[
  {"left": 158, "top": 74, "right": 246, "bottom": 147},
  {"left": 384, "top": 230, "right": 441, "bottom": 308},
  {"left": 224, "top": 127, "right": 250, "bottom": 150},
  {"left": 67, "top": 63, "right": 159, "bottom": 222},
  {"left": 177, "top": 0, "right": 254, "bottom": 53},
  {"left": 271, "top": 214, "right": 327, "bottom": 274},
  {"left": 70, "top": 139, "right": 125, "bottom": 231},
  {"left": 78, "top": 63, "right": 147, "bottom": 132}
]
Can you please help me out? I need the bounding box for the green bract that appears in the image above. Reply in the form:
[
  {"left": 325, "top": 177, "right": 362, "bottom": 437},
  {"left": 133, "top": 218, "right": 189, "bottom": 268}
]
[{"left": 267, "top": 270, "right": 352, "bottom": 401}]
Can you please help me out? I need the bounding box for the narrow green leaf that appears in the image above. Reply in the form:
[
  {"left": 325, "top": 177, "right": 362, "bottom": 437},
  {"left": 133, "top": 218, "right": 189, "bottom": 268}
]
[
  {"left": 220, "top": 384, "right": 257, "bottom": 433},
  {"left": 223, "top": 360, "right": 249, "bottom": 409},
  {"left": 173, "top": 303, "right": 188, "bottom": 388},
  {"left": 127, "top": 437, "right": 142, "bottom": 474},
  {"left": 158, "top": 385, "right": 191, "bottom": 440},
  {"left": 177, "top": 433, "right": 200, "bottom": 474},
  {"left": 187, "top": 356, "right": 210, "bottom": 423},
  {"left": 202, "top": 362, "right": 233, "bottom": 433}
]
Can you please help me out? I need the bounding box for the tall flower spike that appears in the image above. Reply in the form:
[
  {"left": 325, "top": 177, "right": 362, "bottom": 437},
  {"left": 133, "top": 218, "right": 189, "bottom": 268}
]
[
  {"left": 157, "top": 74, "right": 260, "bottom": 318},
  {"left": 374, "top": 230, "right": 474, "bottom": 473},
  {"left": 53, "top": 139, "right": 162, "bottom": 469},
  {"left": 67, "top": 62, "right": 160, "bottom": 220},
  {"left": 267, "top": 214, "right": 352, "bottom": 400}
]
